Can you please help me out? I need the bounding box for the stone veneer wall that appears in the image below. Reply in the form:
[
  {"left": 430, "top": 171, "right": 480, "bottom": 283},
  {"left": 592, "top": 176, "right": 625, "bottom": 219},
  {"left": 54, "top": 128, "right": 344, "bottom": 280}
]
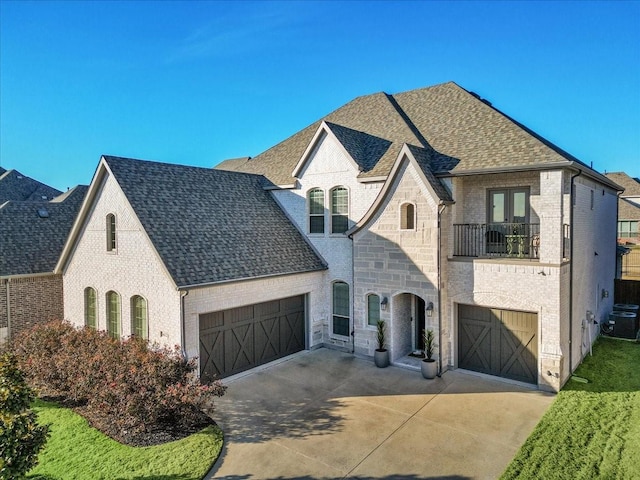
[
  {"left": 0, "top": 274, "right": 63, "bottom": 344},
  {"left": 352, "top": 159, "right": 441, "bottom": 362}
]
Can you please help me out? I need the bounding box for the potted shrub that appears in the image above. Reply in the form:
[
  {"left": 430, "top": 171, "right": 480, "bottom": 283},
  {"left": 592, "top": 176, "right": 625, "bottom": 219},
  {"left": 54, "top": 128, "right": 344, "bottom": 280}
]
[
  {"left": 374, "top": 320, "right": 389, "bottom": 368},
  {"left": 421, "top": 328, "right": 438, "bottom": 379}
]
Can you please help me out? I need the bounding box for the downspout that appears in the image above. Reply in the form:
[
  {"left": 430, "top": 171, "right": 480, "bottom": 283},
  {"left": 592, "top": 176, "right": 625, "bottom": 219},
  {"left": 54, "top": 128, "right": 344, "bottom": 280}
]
[
  {"left": 437, "top": 203, "right": 447, "bottom": 377},
  {"left": 351, "top": 232, "right": 356, "bottom": 354},
  {"left": 180, "top": 290, "right": 189, "bottom": 359},
  {"left": 569, "top": 169, "right": 582, "bottom": 376}
]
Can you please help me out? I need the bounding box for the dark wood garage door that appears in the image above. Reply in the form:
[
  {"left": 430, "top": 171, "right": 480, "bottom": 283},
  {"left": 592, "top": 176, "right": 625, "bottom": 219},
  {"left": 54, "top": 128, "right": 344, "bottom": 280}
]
[
  {"left": 458, "top": 304, "right": 538, "bottom": 384},
  {"left": 199, "top": 295, "right": 305, "bottom": 381}
]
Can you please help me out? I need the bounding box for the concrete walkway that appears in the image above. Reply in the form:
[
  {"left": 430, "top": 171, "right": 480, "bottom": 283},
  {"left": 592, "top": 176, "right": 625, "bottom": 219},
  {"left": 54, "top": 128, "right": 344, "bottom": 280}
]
[{"left": 207, "top": 348, "right": 554, "bottom": 480}]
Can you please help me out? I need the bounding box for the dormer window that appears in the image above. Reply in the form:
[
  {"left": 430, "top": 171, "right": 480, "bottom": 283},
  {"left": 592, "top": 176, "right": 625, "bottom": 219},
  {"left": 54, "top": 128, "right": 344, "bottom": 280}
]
[
  {"left": 106, "top": 213, "right": 117, "bottom": 251},
  {"left": 331, "top": 187, "right": 349, "bottom": 234},
  {"left": 400, "top": 203, "right": 415, "bottom": 230},
  {"left": 308, "top": 188, "right": 325, "bottom": 234}
]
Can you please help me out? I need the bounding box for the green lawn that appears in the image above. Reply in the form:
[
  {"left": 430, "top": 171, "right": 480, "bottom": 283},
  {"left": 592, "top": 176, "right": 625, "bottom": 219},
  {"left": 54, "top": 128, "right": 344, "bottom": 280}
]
[
  {"left": 27, "top": 400, "right": 223, "bottom": 480},
  {"left": 502, "top": 337, "right": 640, "bottom": 480}
]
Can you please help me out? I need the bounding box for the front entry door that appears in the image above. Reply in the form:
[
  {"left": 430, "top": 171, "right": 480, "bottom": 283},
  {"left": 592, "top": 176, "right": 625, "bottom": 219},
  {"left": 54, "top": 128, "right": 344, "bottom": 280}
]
[{"left": 415, "top": 297, "right": 425, "bottom": 351}]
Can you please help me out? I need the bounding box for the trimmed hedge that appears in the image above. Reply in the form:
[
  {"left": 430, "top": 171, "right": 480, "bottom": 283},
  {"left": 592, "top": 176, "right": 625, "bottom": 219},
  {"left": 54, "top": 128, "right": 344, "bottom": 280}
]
[{"left": 10, "top": 321, "right": 225, "bottom": 438}]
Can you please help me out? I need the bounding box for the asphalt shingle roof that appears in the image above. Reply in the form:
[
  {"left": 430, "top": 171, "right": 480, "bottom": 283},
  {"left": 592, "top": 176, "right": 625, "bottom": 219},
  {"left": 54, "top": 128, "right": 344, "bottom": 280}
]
[
  {"left": 103, "top": 156, "right": 327, "bottom": 288},
  {"left": 605, "top": 172, "right": 640, "bottom": 196},
  {"left": 618, "top": 198, "right": 640, "bottom": 222},
  {"left": 217, "top": 82, "right": 599, "bottom": 190},
  {"left": 1, "top": 186, "right": 87, "bottom": 276},
  {"left": 0, "top": 169, "right": 62, "bottom": 203}
]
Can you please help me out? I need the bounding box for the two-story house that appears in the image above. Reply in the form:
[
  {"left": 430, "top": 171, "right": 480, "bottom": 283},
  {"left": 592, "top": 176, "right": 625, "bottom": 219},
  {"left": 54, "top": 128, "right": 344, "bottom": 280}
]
[{"left": 58, "top": 81, "right": 620, "bottom": 392}]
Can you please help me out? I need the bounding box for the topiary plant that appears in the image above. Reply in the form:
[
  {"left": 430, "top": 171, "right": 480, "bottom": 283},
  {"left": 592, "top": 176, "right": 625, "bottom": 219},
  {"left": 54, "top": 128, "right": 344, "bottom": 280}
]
[
  {"left": 0, "top": 352, "right": 49, "bottom": 480},
  {"left": 376, "top": 320, "right": 387, "bottom": 351},
  {"left": 423, "top": 329, "right": 437, "bottom": 361}
]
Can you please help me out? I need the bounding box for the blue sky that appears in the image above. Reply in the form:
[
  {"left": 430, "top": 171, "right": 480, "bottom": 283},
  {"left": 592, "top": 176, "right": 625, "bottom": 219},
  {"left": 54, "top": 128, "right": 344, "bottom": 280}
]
[{"left": 1, "top": 0, "right": 638, "bottom": 191}]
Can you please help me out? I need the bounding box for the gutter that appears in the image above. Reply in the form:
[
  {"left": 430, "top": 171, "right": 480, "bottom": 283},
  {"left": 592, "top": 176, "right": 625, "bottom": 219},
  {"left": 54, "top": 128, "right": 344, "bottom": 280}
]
[{"left": 568, "top": 169, "right": 582, "bottom": 377}]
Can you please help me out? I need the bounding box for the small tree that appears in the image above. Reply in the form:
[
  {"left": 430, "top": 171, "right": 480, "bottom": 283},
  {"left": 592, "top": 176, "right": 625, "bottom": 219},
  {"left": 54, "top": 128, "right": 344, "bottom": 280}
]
[{"left": 0, "top": 352, "right": 49, "bottom": 480}]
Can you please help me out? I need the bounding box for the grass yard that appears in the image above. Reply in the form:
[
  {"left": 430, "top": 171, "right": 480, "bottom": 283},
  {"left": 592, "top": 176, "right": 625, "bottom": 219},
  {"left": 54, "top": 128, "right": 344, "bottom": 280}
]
[
  {"left": 502, "top": 337, "right": 640, "bottom": 480},
  {"left": 27, "top": 400, "right": 223, "bottom": 480}
]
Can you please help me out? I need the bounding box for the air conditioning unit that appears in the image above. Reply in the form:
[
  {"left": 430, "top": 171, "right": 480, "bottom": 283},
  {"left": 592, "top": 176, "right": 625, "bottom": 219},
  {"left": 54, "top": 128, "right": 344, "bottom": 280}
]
[{"left": 608, "top": 311, "right": 638, "bottom": 339}]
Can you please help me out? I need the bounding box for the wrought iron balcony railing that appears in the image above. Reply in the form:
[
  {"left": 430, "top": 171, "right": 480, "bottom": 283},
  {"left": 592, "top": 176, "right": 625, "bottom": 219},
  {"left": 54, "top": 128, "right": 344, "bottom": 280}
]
[{"left": 453, "top": 223, "right": 541, "bottom": 259}]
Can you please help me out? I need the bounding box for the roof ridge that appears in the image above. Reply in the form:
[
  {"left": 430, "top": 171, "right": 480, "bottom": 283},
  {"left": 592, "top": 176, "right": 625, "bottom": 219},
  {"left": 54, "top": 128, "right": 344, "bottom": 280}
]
[{"left": 385, "top": 93, "right": 430, "bottom": 148}]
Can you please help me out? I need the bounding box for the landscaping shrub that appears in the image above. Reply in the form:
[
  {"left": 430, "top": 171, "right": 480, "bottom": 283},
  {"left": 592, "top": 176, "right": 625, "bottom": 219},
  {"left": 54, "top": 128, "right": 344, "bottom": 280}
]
[
  {"left": 10, "top": 321, "right": 226, "bottom": 442},
  {"left": 0, "top": 352, "right": 49, "bottom": 479}
]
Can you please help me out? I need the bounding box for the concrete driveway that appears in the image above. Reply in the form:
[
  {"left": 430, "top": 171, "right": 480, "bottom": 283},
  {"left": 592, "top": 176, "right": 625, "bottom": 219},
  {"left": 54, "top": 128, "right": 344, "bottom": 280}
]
[{"left": 207, "top": 348, "right": 554, "bottom": 480}]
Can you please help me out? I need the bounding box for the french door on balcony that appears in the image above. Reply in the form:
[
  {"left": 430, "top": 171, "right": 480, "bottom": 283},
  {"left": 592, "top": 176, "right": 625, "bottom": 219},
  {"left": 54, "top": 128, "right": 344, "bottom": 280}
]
[
  {"left": 487, "top": 188, "right": 530, "bottom": 254},
  {"left": 488, "top": 188, "right": 529, "bottom": 224}
]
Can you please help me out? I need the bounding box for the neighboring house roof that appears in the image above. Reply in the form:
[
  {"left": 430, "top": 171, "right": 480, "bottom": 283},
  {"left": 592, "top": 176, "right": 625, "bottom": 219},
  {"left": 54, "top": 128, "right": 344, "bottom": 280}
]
[
  {"left": 0, "top": 167, "right": 6, "bottom": 176},
  {"left": 618, "top": 198, "right": 640, "bottom": 222},
  {"left": 66, "top": 156, "right": 327, "bottom": 289},
  {"left": 217, "top": 81, "right": 616, "bottom": 190},
  {"left": 0, "top": 169, "right": 63, "bottom": 203},
  {"left": 0, "top": 185, "right": 88, "bottom": 276},
  {"left": 605, "top": 172, "right": 640, "bottom": 196}
]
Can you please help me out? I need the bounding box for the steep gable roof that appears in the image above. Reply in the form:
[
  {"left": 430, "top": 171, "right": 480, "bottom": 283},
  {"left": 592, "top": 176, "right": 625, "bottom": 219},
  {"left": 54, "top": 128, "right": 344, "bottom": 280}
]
[
  {"left": 217, "top": 81, "right": 616, "bottom": 189},
  {"left": 71, "top": 156, "right": 326, "bottom": 288},
  {"left": 0, "top": 169, "right": 62, "bottom": 203},
  {"left": 1, "top": 185, "right": 87, "bottom": 276}
]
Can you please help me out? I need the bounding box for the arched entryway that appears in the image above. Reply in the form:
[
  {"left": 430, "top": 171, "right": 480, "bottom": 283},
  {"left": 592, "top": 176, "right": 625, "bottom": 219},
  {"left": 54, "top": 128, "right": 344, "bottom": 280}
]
[{"left": 390, "top": 293, "right": 426, "bottom": 362}]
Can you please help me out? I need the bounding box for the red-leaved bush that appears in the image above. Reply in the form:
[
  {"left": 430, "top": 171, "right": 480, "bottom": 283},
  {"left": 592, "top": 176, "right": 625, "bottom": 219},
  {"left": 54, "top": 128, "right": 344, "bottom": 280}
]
[{"left": 10, "top": 321, "right": 226, "bottom": 439}]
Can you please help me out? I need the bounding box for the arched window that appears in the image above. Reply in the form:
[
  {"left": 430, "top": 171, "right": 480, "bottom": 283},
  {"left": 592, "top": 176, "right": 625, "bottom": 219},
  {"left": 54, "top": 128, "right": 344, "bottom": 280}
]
[
  {"left": 367, "top": 294, "right": 380, "bottom": 327},
  {"left": 106, "top": 213, "right": 117, "bottom": 251},
  {"left": 331, "top": 187, "right": 349, "bottom": 234},
  {"left": 332, "top": 281, "right": 350, "bottom": 337},
  {"left": 84, "top": 287, "right": 97, "bottom": 329},
  {"left": 400, "top": 203, "right": 415, "bottom": 230},
  {"left": 106, "top": 291, "right": 121, "bottom": 339},
  {"left": 308, "top": 188, "right": 325, "bottom": 234},
  {"left": 131, "top": 295, "right": 148, "bottom": 340}
]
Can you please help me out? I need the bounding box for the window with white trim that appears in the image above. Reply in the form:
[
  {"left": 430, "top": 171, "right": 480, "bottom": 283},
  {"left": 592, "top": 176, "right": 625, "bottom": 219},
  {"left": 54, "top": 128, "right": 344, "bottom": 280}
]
[
  {"left": 106, "top": 291, "right": 121, "bottom": 339},
  {"left": 332, "top": 281, "right": 350, "bottom": 337},
  {"left": 367, "top": 294, "right": 380, "bottom": 327},
  {"left": 308, "top": 188, "right": 325, "bottom": 234},
  {"left": 84, "top": 287, "right": 97, "bottom": 329},
  {"left": 131, "top": 295, "right": 148, "bottom": 340},
  {"left": 331, "top": 187, "right": 349, "bottom": 234},
  {"left": 618, "top": 220, "right": 638, "bottom": 238}
]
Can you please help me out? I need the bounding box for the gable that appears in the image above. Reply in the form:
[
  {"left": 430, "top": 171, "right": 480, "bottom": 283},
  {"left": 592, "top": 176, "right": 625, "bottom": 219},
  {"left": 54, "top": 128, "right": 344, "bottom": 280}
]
[{"left": 61, "top": 156, "right": 327, "bottom": 289}]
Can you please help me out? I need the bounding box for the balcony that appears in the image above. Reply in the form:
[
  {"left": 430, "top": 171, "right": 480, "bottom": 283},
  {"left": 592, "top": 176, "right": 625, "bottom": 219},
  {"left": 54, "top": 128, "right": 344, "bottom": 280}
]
[{"left": 453, "top": 223, "right": 541, "bottom": 259}]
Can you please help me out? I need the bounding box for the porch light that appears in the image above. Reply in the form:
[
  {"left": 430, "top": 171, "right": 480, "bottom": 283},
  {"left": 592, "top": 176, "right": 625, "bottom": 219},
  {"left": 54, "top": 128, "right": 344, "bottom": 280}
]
[
  {"left": 426, "top": 301, "right": 434, "bottom": 317},
  {"left": 380, "top": 297, "right": 388, "bottom": 311}
]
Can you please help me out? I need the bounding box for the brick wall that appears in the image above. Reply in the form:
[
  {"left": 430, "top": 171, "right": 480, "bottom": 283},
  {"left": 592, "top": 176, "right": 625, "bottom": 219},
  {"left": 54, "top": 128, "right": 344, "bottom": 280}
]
[
  {"left": 62, "top": 173, "right": 182, "bottom": 347},
  {"left": 273, "top": 131, "right": 382, "bottom": 348},
  {"left": 0, "top": 274, "right": 63, "bottom": 343}
]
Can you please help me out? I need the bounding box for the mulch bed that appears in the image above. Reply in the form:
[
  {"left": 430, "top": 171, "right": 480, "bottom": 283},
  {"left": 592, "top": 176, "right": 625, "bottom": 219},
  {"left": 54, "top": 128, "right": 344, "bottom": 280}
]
[{"left": 44, "top": 396, "right": 215, "bottom": 447}]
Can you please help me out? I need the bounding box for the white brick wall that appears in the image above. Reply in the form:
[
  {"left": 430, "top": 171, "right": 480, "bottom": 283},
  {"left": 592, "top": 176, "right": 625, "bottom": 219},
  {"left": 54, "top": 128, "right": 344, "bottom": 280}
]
[
  {"left": 570, "top": 176, "right": 617, "bottom": 372},
  {"left": 182, "top": 270, "right": 327, "bottom": 360},
  {"left": 62, "top": 173, "right": 181, "bottom": 346},
  {"left": 273, "top": 132, "right": 382, "bottom": 347}
]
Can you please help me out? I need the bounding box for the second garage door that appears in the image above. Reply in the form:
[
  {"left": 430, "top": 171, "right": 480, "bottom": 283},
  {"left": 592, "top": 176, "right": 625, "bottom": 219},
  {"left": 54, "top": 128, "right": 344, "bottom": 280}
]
[
  {"left": 199, "top": 295, "right": 305, "bottom": 381},
  {"left": 458, "top": 304, "right": 538, "bottom": 384}
]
